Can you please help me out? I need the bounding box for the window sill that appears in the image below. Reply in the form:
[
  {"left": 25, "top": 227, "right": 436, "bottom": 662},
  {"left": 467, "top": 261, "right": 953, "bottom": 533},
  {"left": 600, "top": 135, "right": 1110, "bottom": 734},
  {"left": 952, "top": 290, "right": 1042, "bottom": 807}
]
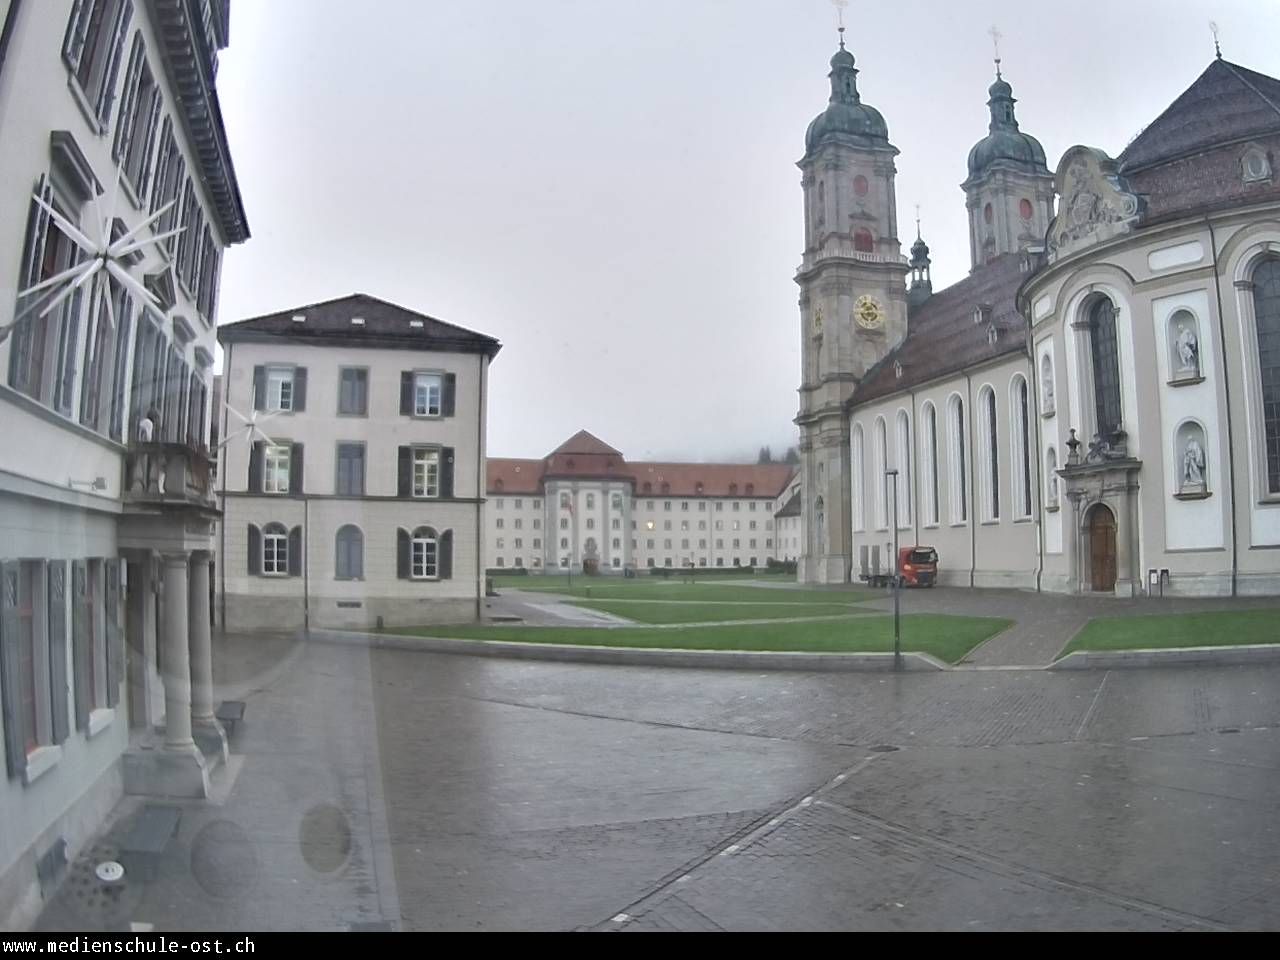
[
  {"left": 23, "top": 744, "right": 63, "bottom": 786},
  {"left": 1045, "top": 504, "right": 1061, "bottom": 513},
  {"left": 950, "top": 522, "right": 968, "bottom": 528},
  {"left": 1040, "top": 409, "right": 1056, "bottom": 419},
  {"left": 336, "top": 412, "right": 369, "bottom": 418},
  {"left": 88, "top": 707, "right": 115, "bottom": 739},
  {"left": 980, "top": 520, "right": 1001, "bottom": 526},
  {"left": 1014, "top": 516, "right": 1035, "bottom": 524},
  {"left": 410, "top": 577, "right": 441, "bottom": 583},
  {"left": 1173, "top": 490, "right": 1212, "bottom": 501},
  {"left": 410, "top": 413, "right": 444, "bottom": 420},
  {"left": 1168, "top": 375, "right": 1205, "bottom": 388}
]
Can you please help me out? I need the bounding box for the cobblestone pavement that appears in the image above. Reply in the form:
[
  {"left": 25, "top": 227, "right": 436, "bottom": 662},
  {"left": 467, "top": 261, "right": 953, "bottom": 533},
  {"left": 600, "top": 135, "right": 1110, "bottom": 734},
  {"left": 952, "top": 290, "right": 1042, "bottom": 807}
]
[{"left": 37, "top": 634, "right": 1280, "bottom": 931}]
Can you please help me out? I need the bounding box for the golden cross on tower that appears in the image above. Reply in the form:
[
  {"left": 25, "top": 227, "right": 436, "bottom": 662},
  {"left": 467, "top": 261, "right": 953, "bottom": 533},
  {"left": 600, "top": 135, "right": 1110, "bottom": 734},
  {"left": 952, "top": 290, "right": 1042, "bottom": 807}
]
[
  {"left": 915, "top": 203, "right": 922, "bottom": 240},
  {"left": 989, "top": 24, "right": 1003, "bottom": 77},
  {"left": 1210, "top": 20, "right": 1222, "bottom": 59},
  {"left": 831, "top": 0, "right": 849, "bottom": 49}
]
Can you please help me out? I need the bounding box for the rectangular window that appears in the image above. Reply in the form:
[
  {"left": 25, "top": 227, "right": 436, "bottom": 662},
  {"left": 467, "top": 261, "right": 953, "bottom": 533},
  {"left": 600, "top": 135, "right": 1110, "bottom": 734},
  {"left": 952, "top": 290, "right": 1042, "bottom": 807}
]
[
  {"left": 412, "top": 448, "right": 440, "bottom": 498},
  {"left": 114, "top": 34, "right": 161, "bottom": 200},
  {"left": 664, "top": 539, "right": 672, "bottom": 549},
  {"left": 338, "top": 368, "right": 368, "bottom": 415},
  {"left": 715, "top": 502, "right": 723, "bottom": 512},
  {"left": 495, "top": 538, "right": 504, "bottom": 549},
  {"left": 750, "top": 539, "right": 757, "bottom": 548},
  {"left": 267, "top": 367, "right": 294, "bottom": 412},
  {"left": 663, "top": 521, "right": 671, "bottom": 531},
  {"left": 750, "top": 502, "right": 757, "bottom": 512},
  {"left": 533, "top": 539, "right": 541, "bottom": 548},
  {"left": 496, "top": 519, "right": 504, "bottom": 529},
  {"left": 515, "top": 557, "right": 524, "bottom": 568},
  {"left": 611, "top": 557, "right": 620, "bottom": 568},
  {"left": 62, "top": 0, "right": 132, "bottom": 125},
  {"left": 646, "top": 539, "right": 655, "bottom": 549},
  {"left": 335, "top": 443, "right": 365, "bottom": 496},
  {"left": 611, "top": 494, "right": 623, "bottom": 510},
  {"left": 749, "top": 521, "right": 757, "bottom": 530},
  {"left": 681, "top": 539, "right": 689, "bottom": 549},
  {"left": 586, "top": 494, "right": 595, "bottom": 509},
  {"left": 533, "top": 519, "right": 541, "bottom": 529},
  {"left": 699, "top": 539, "right": 706, "bottom": 548},
  {"left": 414, "top": 373, "right": 442, "bottom": 416},
  {"left": 586, "top": 519, "right": 595, "bottom": 530},
  {"left": 411, "top": 537, "right": 438, "bottom": 579},
  {"left": 681, "top": 501, "right": 689, "bottom": 511},
  {"left": 264, "top": 445, "right": 291, "bottom": 494},
  {"left": 533, "top": 499, "right": 542, "bottom": 509},
  {"left": 611, "top": 518, "right": 620, "bottom": 530},
  {"left": 732, "top": 521, "right": 740, "bottom": 531},
  {"left": 681, "top": 521, "right": 689, "bottom": 531},
  {"left": 733, "top": 539, "right": 740, "bottom": 548},
  {"left": 716, "top": 539, "right": 724, "bottom": 548},
  {"left": 664, "top": 501, "right": 671, "bottom": 511},
  {"left": 514, "top": 499, "right": 522, "bottom": 509},
  {"left": 561, "top": 493, "right": 571, "bottom": 508},
  {"left": 612, "top": 538, "right": 621, "bottom": 549},
  {"left": 733, "top": 502, "right": 741, "bottom": 512},
  {"left": 560, "top": 538, "right": 569, "bottom": 549},
  {"left": 514, "top": 519, "right": 522, "bottom": 530},
  {"left": 263, "top": 531, "right": 288, "bottom": 575},
  {"left": 698, "top": 502, "right": 706, "bottom": 512},
  {"left": 560, "top": 518, "right": 569, "bottom": 530}
]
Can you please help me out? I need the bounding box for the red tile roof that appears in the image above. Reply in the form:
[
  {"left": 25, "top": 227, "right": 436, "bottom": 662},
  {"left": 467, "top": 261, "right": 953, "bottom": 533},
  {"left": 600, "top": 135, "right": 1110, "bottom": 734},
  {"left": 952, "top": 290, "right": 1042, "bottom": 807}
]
[{"left": 486, "top": 435, "right": 798, "bottom": 498}]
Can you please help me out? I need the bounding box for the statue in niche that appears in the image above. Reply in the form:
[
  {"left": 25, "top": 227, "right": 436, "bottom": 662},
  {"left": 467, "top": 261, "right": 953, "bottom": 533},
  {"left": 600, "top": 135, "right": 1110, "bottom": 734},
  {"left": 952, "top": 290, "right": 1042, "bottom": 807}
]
[
  {"left": 1182, "top": 435, "right": 1206, "bottom": 492},
  {"left": 1175, "top": 323, "right": 1200, "bottom": 378},
  {"left": 1043, "top": 374, "right": 1055, "bottom": 412},
  {"left": 813, "top": 306, "right": 823, "bottom": 334}
]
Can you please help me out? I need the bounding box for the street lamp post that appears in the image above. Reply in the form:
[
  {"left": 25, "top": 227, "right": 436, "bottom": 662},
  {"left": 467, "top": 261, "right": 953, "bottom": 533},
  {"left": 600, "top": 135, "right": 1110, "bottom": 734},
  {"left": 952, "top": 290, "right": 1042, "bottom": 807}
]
[{"left": 885, "top": 468, "right": 902, "bottom": 672}]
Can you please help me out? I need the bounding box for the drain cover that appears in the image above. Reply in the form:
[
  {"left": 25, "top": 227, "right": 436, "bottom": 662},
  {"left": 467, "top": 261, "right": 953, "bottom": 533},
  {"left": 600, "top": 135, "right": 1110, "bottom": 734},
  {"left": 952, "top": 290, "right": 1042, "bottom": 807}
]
[
  {"left": 95, "top": 861, "right": 125, "bottom": 884},
  {"left": 869, "top": 745, "right": 900, "bottom": 753}
]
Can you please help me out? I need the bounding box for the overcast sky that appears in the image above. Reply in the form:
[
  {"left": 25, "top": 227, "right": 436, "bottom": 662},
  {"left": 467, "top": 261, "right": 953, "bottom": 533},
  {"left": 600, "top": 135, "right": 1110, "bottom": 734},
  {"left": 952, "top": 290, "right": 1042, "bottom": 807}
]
[{"left": 212, "top": 0, "right": 1280, "bottom": 462}]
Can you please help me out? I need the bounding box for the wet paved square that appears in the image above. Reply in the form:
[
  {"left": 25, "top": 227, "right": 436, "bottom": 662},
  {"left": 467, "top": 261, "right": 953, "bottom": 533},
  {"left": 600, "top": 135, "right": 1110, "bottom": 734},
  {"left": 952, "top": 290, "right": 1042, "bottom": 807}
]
[{"left": 36, "top": 634, "right": 1280, "bottom": 931}]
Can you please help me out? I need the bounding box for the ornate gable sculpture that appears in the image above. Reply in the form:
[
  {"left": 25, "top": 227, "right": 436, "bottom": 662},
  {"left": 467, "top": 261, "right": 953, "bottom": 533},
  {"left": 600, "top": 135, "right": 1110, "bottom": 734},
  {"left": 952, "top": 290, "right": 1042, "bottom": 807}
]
[{"left": 1048, "top": 146, "right": 1143, "bottom": 259}]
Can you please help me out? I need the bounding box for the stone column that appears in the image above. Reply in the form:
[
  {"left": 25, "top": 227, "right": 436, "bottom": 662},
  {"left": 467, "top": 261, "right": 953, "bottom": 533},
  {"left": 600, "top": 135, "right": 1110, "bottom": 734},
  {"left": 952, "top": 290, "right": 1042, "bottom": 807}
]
[
  {"left": 161, "top": 552, "right": 193, "bottom": 749},
  {"left": 1113, "top": 479, "right": 1136, "bottom": 598},
  {"left": 125, "top": 553, "right": 157, "bottom": 730},
  {"left": 188, "top": 552, "right": 214, "bottom": 724}
]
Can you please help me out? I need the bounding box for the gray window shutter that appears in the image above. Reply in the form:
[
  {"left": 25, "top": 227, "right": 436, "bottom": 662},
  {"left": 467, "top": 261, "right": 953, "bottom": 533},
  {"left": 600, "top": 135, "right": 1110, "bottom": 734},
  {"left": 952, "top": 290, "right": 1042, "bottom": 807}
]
[
  {"left": 252, "top": 366, "right": 266, "bottom": 411},
  {"left": 397, "top": 529, "right": 410, "bottom": 579},
  {"left": 248, "top": 441, "right": 264, "bottom": 492},
  {"left": 397, "top": 446, "right": 411, "bottom": 498},
  {"left": 288, "top": 526, "right": 303, "bottom": 577},
  {"left": 104, "top": 560, "right": 123, "bottom": 709},
  {"left": 400, "top": 372, "right": 413, "bottom": 415},
  {"left": 9, "top": 180, "right": 52, "bottom": 391},
  {"left": 248, "top": 524, "right": 262, "bottom": 576},
  {"left": 96, "top": 1, "right": 134, "bottom": 124},
  {"left": 1, "top": 561, "right": 28, "bottom": 779},
  {"left": 290, "top": 443, "right": 304, "bottom": 495},
  {"left": 441, "top": 447, "right": 455, "bottom": 499},
  {"left": 440, "top": 530, "right": 454, "bottom": 580},
  {"left": 71, "top": 560, "right": 89, "bottom": 732},
  {"left": 47, "top": 561, "right": 69, "bottom": 745},
  {"left": 442, "top": 373, "right": 457, "bottom": 417},
  {"left": 293, "top": 367, "right": 307, "bottom": 412}
]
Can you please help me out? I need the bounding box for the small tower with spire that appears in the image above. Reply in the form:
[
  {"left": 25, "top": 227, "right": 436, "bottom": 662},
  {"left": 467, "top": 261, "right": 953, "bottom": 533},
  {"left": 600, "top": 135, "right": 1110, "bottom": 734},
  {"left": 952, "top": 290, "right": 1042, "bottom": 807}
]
[
  {"left": 908, "top": 208, "right": 933, "bottom": 312},
  {"left": 961, "top": 30, "right": 1055, "bottom": 270}
]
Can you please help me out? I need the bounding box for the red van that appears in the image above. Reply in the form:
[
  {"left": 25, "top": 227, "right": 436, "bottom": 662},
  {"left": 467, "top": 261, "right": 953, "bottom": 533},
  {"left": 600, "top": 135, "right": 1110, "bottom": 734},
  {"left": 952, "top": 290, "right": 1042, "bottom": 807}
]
[{"left": 899, "top": 546, "right": 938, "bottom": 587}]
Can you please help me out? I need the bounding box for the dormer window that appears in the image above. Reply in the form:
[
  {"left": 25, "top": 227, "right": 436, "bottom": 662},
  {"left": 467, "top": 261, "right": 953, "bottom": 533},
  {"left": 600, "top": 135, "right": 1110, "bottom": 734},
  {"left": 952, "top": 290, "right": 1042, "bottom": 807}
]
[
  {"left": 351, "top": 317, "right": 365, "bottom": 326},
  {"left": 1242, "top": 145, "right": 1272, "bottom": 183},
  {"left": 987, "top": 324, "right": 999, "bottom": 345},
  {"left": 894, "top": 360, "right": 903, "bottom": 379},
  {"left": 974, "top": 304, "right": 992, "bottom": 325}
]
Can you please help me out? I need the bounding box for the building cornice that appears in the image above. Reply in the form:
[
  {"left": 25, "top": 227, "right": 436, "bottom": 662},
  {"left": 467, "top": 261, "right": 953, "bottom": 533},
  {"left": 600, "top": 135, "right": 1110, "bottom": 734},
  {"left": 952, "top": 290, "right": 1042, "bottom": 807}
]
[{"left": 147, "top": 0, "right": 249, "bottom": 244}]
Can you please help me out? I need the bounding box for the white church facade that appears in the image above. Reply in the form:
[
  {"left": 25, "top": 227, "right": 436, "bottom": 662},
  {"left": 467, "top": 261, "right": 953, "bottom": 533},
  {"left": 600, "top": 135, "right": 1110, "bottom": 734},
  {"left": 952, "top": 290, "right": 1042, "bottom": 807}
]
[{"left": 797, "top": 38, "right": 1280, "bottom": 597}]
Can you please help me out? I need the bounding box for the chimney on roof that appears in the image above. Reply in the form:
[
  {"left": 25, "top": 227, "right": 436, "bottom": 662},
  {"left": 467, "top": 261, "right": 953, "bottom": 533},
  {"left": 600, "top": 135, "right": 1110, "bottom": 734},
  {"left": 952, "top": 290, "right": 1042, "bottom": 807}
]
[{"left": 292, "top": 314, "right": 306, "bottom": 323}]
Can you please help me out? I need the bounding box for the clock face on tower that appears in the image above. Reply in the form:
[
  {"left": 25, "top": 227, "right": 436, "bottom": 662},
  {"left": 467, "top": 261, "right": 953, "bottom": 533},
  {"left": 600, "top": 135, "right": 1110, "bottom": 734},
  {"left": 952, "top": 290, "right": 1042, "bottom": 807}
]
[{"left": 854, "top": 295, "right": 885, "bottom": 330}]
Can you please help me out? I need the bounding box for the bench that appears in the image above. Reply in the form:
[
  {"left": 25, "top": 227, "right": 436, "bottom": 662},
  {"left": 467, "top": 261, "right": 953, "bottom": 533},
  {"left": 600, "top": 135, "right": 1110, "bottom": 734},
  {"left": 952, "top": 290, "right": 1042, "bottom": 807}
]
[{"left": 215, "top": 700, "right": 246, "bottom": 738}]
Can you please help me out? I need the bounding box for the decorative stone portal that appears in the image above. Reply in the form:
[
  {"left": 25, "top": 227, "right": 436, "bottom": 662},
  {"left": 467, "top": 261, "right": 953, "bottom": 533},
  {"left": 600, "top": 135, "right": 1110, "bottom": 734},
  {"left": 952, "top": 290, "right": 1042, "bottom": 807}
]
[{"left": 1060, "top": 429, "right": 1141, "bottom": 597}]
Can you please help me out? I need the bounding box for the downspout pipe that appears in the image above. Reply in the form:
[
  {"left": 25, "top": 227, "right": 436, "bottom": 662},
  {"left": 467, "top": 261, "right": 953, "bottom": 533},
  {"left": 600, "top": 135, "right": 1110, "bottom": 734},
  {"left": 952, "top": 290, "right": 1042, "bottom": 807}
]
[
  {"left": 1205, "top": 217, "right": 1240, "bottom": 597},
  {"left": 1027, "top": 308, "right": 1045, "bottom": 593},
  {"left": 476, "top": 353, "right": 485, "bottom": 620},
  {"left": 0, "top": 0, "right": 22, "bottom": 87}
]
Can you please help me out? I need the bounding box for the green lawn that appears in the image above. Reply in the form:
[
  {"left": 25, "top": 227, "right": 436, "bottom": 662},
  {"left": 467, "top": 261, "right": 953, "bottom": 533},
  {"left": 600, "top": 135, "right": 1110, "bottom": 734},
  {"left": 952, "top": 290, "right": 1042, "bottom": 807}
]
[
  {"left": 568, "top": 599, "right": 868, "bottom": 624},
  {"left": 491, "top": 575, "right": 880, "bottom": 605},
  {"left": 1064, "top": 609, "right": 1280, "bottom": 655},
  {"left": 388, "top": 614, "right": 1011, "bottom": 665}
]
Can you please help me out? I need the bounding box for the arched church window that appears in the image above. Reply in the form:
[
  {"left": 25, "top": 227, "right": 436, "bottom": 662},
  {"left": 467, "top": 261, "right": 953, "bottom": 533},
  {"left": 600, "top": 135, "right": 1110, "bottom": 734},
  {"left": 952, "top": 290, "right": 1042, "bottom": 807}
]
[
  {"left": 983, "top": 203, "right": 994, "bottom": 224},
  {"left": 1088, "top": 297, "right": 1124, "bottom": 440},
  {"left": 1019, "top": 198, "right": 1034, "bottom": 221},
  {"left": 854, "top": 229, "right": 874, "bottom": 253},
  {"left": 1011, "top": 376, "right": 1032, "bottom": 519},
  {"left": 923, "top": 402, "right": 939, "bottom": 525},
  {"left": 1252, "top": 258, "right": 1280, "bottom": 492},
  {"left": 853, "top": 175, "right": 869, "bottom": 197},
  {"left": 851, "top": 423, "right": 865, "bottom": 532},
  {"left": 873, "top": 417, "right": 887, "bottom": 529},
  {"left": 978, "top": 386, "right": 1000, "bottom": 520},
  {"left": 896, "top": 410, "right": 912, "bottom": 526},
  {"left": 948, "top": 394, "right": 967, "bottom": 524}
]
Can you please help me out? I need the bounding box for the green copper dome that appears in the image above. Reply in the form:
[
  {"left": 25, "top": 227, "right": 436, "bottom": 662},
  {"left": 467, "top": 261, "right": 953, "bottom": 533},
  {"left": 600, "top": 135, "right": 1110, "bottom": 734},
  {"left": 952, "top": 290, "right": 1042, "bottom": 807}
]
[
  {"left": 805, "top": 45, "right": 889, "bottom": 152},
  {"left": 966, "top": 72, "right": 1047, "bottom": 179}
]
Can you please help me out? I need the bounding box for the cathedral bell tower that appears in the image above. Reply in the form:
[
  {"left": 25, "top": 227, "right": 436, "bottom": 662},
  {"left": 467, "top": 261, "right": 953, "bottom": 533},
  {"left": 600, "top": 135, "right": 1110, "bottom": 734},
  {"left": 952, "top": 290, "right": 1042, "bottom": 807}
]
[{"left": 795, "top": 30, "right": 909, "bottom": 584}]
